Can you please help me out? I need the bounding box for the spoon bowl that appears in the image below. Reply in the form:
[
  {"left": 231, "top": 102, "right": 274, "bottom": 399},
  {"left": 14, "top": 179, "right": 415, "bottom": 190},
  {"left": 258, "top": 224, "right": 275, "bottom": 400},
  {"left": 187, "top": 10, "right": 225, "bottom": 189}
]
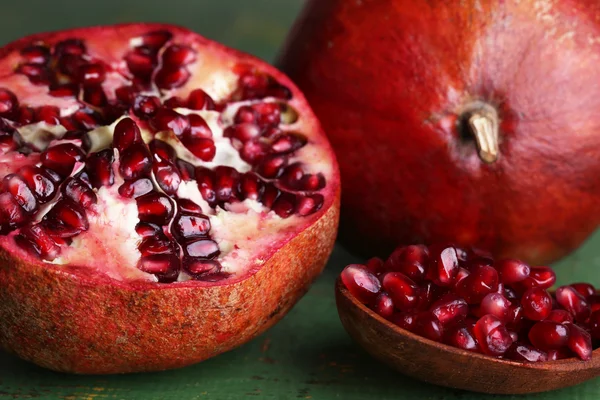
[{"left": 335, "top": 278, "right": 600, "bottom": 394}]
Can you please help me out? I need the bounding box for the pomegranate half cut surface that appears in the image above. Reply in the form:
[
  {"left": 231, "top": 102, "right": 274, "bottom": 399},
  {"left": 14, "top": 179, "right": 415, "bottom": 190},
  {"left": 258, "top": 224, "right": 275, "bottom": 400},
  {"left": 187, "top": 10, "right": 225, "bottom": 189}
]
[{"left": 0, "top": 24, "right": 340, "bottom": 374}]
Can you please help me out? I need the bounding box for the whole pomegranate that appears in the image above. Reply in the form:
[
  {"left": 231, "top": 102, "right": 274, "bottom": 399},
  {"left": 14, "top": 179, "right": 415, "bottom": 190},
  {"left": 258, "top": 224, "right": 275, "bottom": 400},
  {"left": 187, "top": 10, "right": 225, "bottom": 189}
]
[
  {"left": 0, "top": 24, "right": 340, "bottom": 374},
  {"left": 278, "top": 0, "right": 600, "bottom": 264}
]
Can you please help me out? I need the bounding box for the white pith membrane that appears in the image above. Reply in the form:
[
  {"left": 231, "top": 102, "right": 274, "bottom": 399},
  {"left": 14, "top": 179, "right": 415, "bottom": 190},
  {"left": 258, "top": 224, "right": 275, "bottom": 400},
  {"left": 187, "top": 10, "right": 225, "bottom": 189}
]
[{"left": 0, "top": 28, "right": 334, "bottom": 283}]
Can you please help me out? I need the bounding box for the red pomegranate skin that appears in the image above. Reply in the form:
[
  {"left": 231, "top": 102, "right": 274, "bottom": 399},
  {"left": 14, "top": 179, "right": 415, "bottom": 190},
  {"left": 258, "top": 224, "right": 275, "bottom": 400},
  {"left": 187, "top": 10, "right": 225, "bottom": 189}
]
[{"left": 278, "top": 0, "right": 600, "bottom": 264}]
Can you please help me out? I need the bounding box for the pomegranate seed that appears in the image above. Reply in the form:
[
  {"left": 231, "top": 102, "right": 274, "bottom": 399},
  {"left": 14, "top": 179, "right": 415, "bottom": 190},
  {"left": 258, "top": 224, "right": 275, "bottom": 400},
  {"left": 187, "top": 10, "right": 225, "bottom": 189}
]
[
  {"left": 136, "top": 192, "right": 174, "bottom": 225},
  {"left": 555, "top": 285, "right": 591, "bottom": 323},
  {"left": 228, "top": 123, "right": 261, "bottom": 143},
  {"left": 49, "top": 83, "right": 79, "bottom": 98},
  {"left": 589, "top": 295, "right": 600, "bottom": 312},
  {"left": 45, "top": 199, "right": 89, "bottom": 232},
  {"left": 496, "top": 259, "right": 530, "bottom": 284},
  {"left": 78, "top": 63, "right": 106, "bottom": 85},
  {"left": 177, "top": 199, "right": 204, "bottom": 214},
  {"left": 2, "top": 174, "right": 37, "bottom": 213},
  {"left": 383, "top": 245, "right": 429, "bottom": 282},
  {"left": 571, "top": 283, "right": 596, "bottom": 298},
  {"left": 16, "top": 64, "right": 51, "bottom": 85},
  {"left": 132, "top": 95, "right": 161, "bottom": 119},
  {"left": 183, "top": 238, "right": 220, "bottom": 259},
  {"left": 479, "top": 293, "right": 512, "bottom": 322},
  {"left": 183, "top": 257, "right": 221, "bottom": 278},
  {"left": 528, "top": 321, "right": 569, "bottom": 351},
  {"left": 546, "top": 309, "right": 574, "bottom": 324},
  {"left": 589, "top": 311, "right": 600, "bottom": 339},
  {"left": 155, "top": 67, "right": 190, "bottom": 89},
  {"left": 0, "top": 193, "right": 29, "bottom": 233},
  {"left": 115, "top": 85, "right": 137, "bottom": 105},
  {"left": 505, "top": 304, "right": 524, "bottom": 330},
  {"left": 374, "top": 292, "right": 394, "bottom": 319},
  {"left": 41, "top": 143, "right": 85, "bottom": 177},
  {"left": 212, "top": 166, "right": 239, "bottom": 204},
  {"left": 62, "top": 177, "right": 96, "bottom": 208},
  {"left": 150, "top": 140, "right": 176, "bottom": 162},
  {"left": 237, "top": 172, "right": 264, "bottom": 201},
  {"left": 162, "top": 44, "right": 196, "bottom": 66},
  {"left": 444, "top": 322, "right": 478, "bottom": 352},
  {"left": 547, "top": 348, "right": 574, "bottom": 360},
  {"left": 295, "top": 194, "right": 324, "bottom": 216},
  {"left": 173, "top": 213, "right": 211, "bottom": 240},
  {"left": 125, "top": 48, "right": 156, "bottom": 80},
  {"left": 57, "top": 53, "right": 88, "bottom": 78},
  {"left": 112, "top": 118, "right": 142, "bottom": 152},
  {"left": 140, "top": 30, "right": 173, "bottom": 50},
  {"left": 195, "top": 167, "right": 216, "bottom": 205},
  {"left": 55, "top": 38, "right": 86, "bottom": 56},
  {"left": 414, "top": 312, "right": 444, "bottom": 342},
  {"left": 389, "top": 312, "right": 418, "bottom": 332},
  {"left": 83, "top": 85, "right": 108, "bottom": 107},
  {"left": 0, "top": 88, "right": 19, "bottom": 118},
  {"left": 474, "top": 315, "right": 513, "bottom": 356},
  {"left": 86, "top": 149, "right": 115, "bottom": 187},
  {"left": 253, "top": 102, "right": 281, "bottom": 127},
  {"left": 517, "top": 266, "right": 556, "bottom": 291},
  {"left": 505, "top": 342, "right": 548, "bottom": 362},
  {"left": 382, "top": 272, "right": 419, "bottom": 311},
  {"left": 35, "top": 106, "right": 61, "bottom": 125},
  {"left": 151, "top": 108, "right": 189, "bottom": 135},
  {"left": 187, "top": 89, "right": 215, "bottom": 110},
  {"left": 429, "top": 246, "right": 459, "bottom": 287},
  {"left": 271, "top": 192, "right": 296, "bottom": 218},
  {"left": 176, "top": 160, "right": 196, "bottom": 181},
  {"left": 119, "top": 143, "right": 153, "bottom": 180},
  {"left": 341, "top": 264, "right": 381, "bottom": 304},
  {"left": 18, "top": 166, "right": 58, "bottom": 204},
  {"left": 187, "top": 114, "right": 213, "bottom": 138},
  {"left": 138, "top": 254, "right": 180, "bottom": 283},
  {"left": 271, "top": 133, "right": 307, "bottom": 154},
  {"left": 416, "top": 282, "right": 447, "bottom": 311},
  {"left": 429, "top": 293, "right": 468, "bottom": 326},
  {"left": 520, "top": 287, "right": 552, "bottom": 321},
  {"left": 567, "top": 323, "right": 592, "bottom": 361},
  {"left": 240, "top": 139, "right": 270, "bottom": 164},
  {"left": 138, "top": 235, "right": 176, "bottom": 256},
  {"left": 267, "top": 84, "right": 293, "bottom": 100},
  {"left": 455, "top": 267, "right": 470, "bottom": 285},
  {"left": 15, "top": 224, "right": 60, "bottom": 261},
  {"left": 154, "top": 162, "right": 181, "bottom": 195},
  {"left": 261, "top": 184, "right": 281, "bottom": 208},
  {"left": 118, "top": 178, "right": 154, "bottom": 199},
  {"left": 280, "top": 163, "right": 304, "bottom": 190},
  {"left": 135, "top": 222, "right": 161, "bottom": 238},
  {"left": 164, "top": 96, "right": 185, "bottom": 109},
  {"left": 456, "top": 265, "right": 499, "bottom": 304},
  {"left": 257, "top": 154, "right": 287, "bottom": 179},
  {"left": 183, "top": 137, "right": 216, "bottom": 161},
  {"left": 20, "top": 44, "right": 50, "bottom": 64},
  {"left": 234, "top": 106, "right": 256, "bottom": 124}
]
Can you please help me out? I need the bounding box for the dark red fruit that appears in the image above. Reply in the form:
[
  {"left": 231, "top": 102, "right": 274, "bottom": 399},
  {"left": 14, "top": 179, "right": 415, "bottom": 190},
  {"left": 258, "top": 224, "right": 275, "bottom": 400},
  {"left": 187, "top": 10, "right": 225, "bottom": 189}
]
[
  {"left": 340, "top": 265, "right": 381, "bottom": 304},
  {"left": 374, "top": 292, "right": 394, "bottom": 319},
  {"left": 414, "top": 312, "right": 444, "bottom": 342},
  {"left": 383, "top": 245, "right": 429, "bottom": 282},
  {"left": 455, "top": 265, "right": 499, "bottom": 304},
  {"left": 555, "top": 285, "right": 591, "bottom": 323},
  {"left": 496, "top": 259, "right": 530, "bottom": 284},
  {"left": 444, "top": 322, "right": 478, "bottom": 352},
  {"left": 429, "top": 293, "right": 468, "bottom": 327},
  {"left": 473, "top": 315, "right": 513, "bottom": 356},
  {"left": 119, "top": 143, "right": 153, "bottom": 180},
  {"left": 528, "top": 321, "right": 569, "bottom": 351},
  {"left": 567, "top": 323, "right": 592, "bottom": 361},
  {"left": 113, "top": 118, "right": 142, "bottom": 153},
  {"left": 429, "top": 246, "right": 458, "bottom": 287},
  {"left": 520, "top": 287, "right": 552, "bottom": 321},
  {"left": 381, "top": 272, "right": 419, "bottom": 311},
  {"left": 40, "top": 143, "right": 85, "bottom": 177}
]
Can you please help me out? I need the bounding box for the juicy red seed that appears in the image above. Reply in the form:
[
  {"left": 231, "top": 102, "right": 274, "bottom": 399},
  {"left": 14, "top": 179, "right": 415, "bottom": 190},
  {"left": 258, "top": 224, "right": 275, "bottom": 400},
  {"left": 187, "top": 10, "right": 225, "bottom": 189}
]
[
  {"left": 164, "top": 96, "right": 185, "bottom": 109},
  {"left": 429, "top": 293, "right": 468, "bottom": 326},
  {"left": 374, "top": 292, "right": 394, "bottom": 319},
  {"left": 571, "top": 283, "right": 596, "bottom": 298},
  {"left": 506, "top": 305, "right": 524, "bottom": 330},
  {"left": 517, "top": 266, "right": 556, "bottom": 291},
  {"left": 414, "top": 312, "right": 444, "bottom": 342},
  {"left": 20, "top": 44, "right": 50, "bottom": 64},
  {"left": 184, "top": 137, "right": 216, "bottom": 161},
  {"left": 141, "top": 30, "right": 173, "bottom": 50},
  {"left": 555, "top": 285, "right": 591, "bottom": 323},
  {"left": 155, "top": 67, "right": 190, "bottom": 89},
  {"left": 237, "top": 173, "right": 264, "bottom": 201},
  {"left": 187, "top": 114, "right": 213, "bottom": 138},
  {"left": 341, "top": 264, "right": 381, "bottom": 304},
  {"left": 151, "top": 108, "right": 189, "bottom": 135},
  {"left": 162, "top": 44, "right": 196, "bottom": 66},
  {"left": 83, "top": 85, "right": 108, "bottom": 107},
  {"left": 0, "top": 192, "right": 29, "bottom": 233},
  {"left": 183, "top": 257, "right": 222, "bottom": 278},
  {"left": 119, "top": 143, "right": 153, "bottom": 180},
  {"left": 57, "top": 53, "right": 88, "bottom": 77},
  {"left": 589, "top": 295, "right": 600, "bottom": 313},
  {"left": 234, "top": 106, "right": 256, "bottom": 124},
  {"left": 118, "top": 178, "right": 154, "bottom": 199},
  {"left": 187, "top": 89, "right": 215, "bottom": 110},
  {"left": 2, "top": 174, "right": 37, "bottom": 213},
  {"left": 240, "top": 139, "right": 270, "bottom": 164},
  {"left": 261, "top": 184, "right": 280, "bottom": 208},
  {"left": 384, "top": 245, "right": 429, "bottom": 282},
  {"left": 44, "top": 199, "right": 88, "bottom": 234},
  {"left": 41, "top": 143, "right": 85, "bottom": 177},
  {"left": 150, "top": 140, "right": 176, "bottom": 161},
  {"left": 125, "top": 48, "right": 156, "bottom": 80},
  {"left": 495, "top": 259, "right": 530, "bottom": 284},
  {"left": 300, "top": 174, "right": 326, "bottom": 191},
  {"left": 253, "top": 102, "right": 281, "bottom": 127},
  {"left": 113, "top": 118, "right": 142, "bottom": 153},
  {"left": 528, "top": 321, "right": 569, "bottom": 351},
  {"left": 267, "top": 84, "right": 293, "bottom": 100},
  {"left": 589, "top": 311, "right": 600, "bottom": 339},
  {"left": 505, "top": 343, "right": 548, "bottom": 362},
  {"left": 547, "top": 349, "right": 573, "bottom": 360},
  {"left": 0, "top": 88, "right": 19, "bottom": 118},
  {"left": 71, "top": 108, "right": 103, "bottom": 130},
  {"left": 280, "top": 163, "right": 304, "bottom": 188},
  {"left": 417, "top": 282, "right": 447, "bottom": 311},
  {"left": 445, "top": 323, "right": 479, "bottom": 352},
  {"left": 456, "top": 265, "right": 499, "bottom": 304},
  {"left": 136, "top": 192, "right": 174, "bottom": 225},
  {"left": 15, "top": 224, "right": 60, "bottom": 261},
  {"left": 389, "top": 312, "right": 418, "bottom": 332},
  {"left": 521, "top": 287, "right": 553, "bottom": 321},
  {"left": 133, "top": 95, "right": 161, "bottom": 119},
  {"left": 138, "top": 254, "right": 180, "bottom": 283},
  {"left": 16, "top": 64, "right": 51, "bottom": 85},
  {"left": 474, "top": 315, "right": 513, "bottom": 356},
  {"left": 135, "top": 222, "right": 161, "bottom": 238},
  {"left": 183, "top": 238, "right": 220, "bottom": 259},
  {"left": 177, "top": 199, "right": 204, "bottom": 214},
  {"left": 272, "top": 192, "right": 296, "bottom": 218},
  {"left": 36, "top": 106, "right": 61, "bottom": 125},
  {"left": 257, "top": 154, "right": 287, "bottom": 179},
  {"left": 86, "top": 149, "right": 115, "bottom": 188},
  {"left": 382, "top": 272, "right": 419, "bottom": 311},
  {"left": 271, "top": 133, "right": 307, "bottom": 154},
  {"left": 295, "top": 194, "right": 324, "bottom": 216},
  {"left": 55, "top": 39, "right": 86, "bottom": 56},
  {"left": 62, "top": 178, "right": 96, "bottom": 208},
  {"left": 429, "top": 246, "right": 459, "bottom": 287},
  {"left": 154, "top": 162, "right": 182, "bottom": 195},
  {"left": 227, "top": 123, "right": 261, "bottom": 143},
  {"left": 567, "top": 323, "right": 592, "bottom": 361},
  {"left": 479, "top": 293, "right": 512, "bottom": 322},
  {"left": 78, "top": 63, "right": 106, "bottom": 85},
  {"left": 115, "top": 85, "right": 137, "bottom": 105},
  {"left": 214, "top": 166, "right": 239, "bottom": 203},
  {"left": 195, "top": 167, "right": 216, "bottom": 205},
  {"left": 17, "top": 166, "right": 58, "bottom": 204},
  {"left": 547, "top": 309, "right": 574, "bottom": 324},
  {"left": 138, "top": 235, "right": 176, "bottom": 256},
  {"left": 173, "top": 213, "right": 211, "bottom": 240}
]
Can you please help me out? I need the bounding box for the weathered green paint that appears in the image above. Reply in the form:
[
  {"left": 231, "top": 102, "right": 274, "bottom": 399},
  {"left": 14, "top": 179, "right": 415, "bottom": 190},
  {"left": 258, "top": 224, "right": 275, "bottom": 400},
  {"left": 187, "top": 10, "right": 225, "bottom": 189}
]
[{"left": 1, "top": 0, "right": 600, "bottom": 398}]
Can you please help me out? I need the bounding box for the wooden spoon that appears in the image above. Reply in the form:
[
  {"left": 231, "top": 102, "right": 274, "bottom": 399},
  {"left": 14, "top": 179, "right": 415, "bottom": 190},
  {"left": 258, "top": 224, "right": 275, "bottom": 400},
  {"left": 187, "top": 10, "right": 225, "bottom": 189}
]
[{"left": 335, "top": 278, "right": 600, "bottom": 394}]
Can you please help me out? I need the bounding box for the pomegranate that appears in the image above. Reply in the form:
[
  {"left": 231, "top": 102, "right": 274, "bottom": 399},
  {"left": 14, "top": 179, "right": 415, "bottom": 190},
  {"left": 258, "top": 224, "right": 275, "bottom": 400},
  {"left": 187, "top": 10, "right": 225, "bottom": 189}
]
[
  {"left": 279, "top": 0, "right": 600, "bottom": 264},
  {"left": 0, "top": 24, "right": 340, "bottom": 374},
  {"left": 341, "top": 244, "right": 597, "bottom": 362}
]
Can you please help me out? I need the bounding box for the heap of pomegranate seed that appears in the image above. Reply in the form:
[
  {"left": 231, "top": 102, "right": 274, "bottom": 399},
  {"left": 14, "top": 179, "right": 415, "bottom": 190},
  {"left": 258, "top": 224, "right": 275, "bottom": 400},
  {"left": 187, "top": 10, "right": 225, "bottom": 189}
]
[{"left": 341, "top": 244, "right": 598, "bottom": 362}]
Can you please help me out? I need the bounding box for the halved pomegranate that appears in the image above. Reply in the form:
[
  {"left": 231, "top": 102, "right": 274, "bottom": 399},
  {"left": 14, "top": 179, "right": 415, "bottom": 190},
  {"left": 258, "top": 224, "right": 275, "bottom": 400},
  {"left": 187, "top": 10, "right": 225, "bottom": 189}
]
[{"left": 0, "top": 24, "right": 340, "bottom": 374}]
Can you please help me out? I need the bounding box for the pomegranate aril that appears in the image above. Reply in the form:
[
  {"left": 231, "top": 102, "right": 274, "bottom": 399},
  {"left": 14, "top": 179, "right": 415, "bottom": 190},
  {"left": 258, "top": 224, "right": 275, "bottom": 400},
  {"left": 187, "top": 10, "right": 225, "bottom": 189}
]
[
  {"left": 0, "top": 192, "right": 30, "bottom": 233},
  {"left": 177, "top": 198, "right": 203, "bottom": 214},
  {"left": 271, "top": 133, "right": 307, "bottom": 154},
  {"left": 138, "top": 254, "right": 180, "bottom": 283},
  {"left": 414, "top": 312, "right": 444, "bottom": 342},
  {"left": 173, "top": 213, "right": 211, "bottom": 240},
  {"left": 195, "top": 167, "right": 216, "bottom": 205},
  {"left": 528, "top": 321, "right": 569, "bottom": 351},
  {"left": 389, "top": 312, "right": 418, "bottom": 332},
  {"left": 429, "top": 293, "right": 468, "bottom": 326},
  {"left": 520, "top": 287, "right": 553, "bottom": 321},
  {"left": 555, "top": 285, "right": 591, "bottom": 323},
  {"left": 20, "top": 44, "right": 50, "bottom": 65},
  {"left": 115, "top": 85, "right": 137, "bottom": 105},
  {"left": 505, "top": 342, "right": 548, "bottom": 363},
  {"left": 383, "top": 244, "right": 429, "bottom": 282},
  {"left": 213, "top": 166, "right": 239, "bottom": 204},
  {"left": 15, "top": 224, "right": 60, "bottom": 261},
  {"left": 151, "top": 108, "right": 189, "bottom": 135},
  {"left": 48, "top": 83, "right": 79, "bottom": 98},
  {"left": 479, "top": 293, "right": 512, "bottom": 322},
  {"left": 381, "top": 272, "right": 419, "bottom": 311},
  {"left": 16, "top": 64, "right": 51, "bottom": 85},
  {"left": 272, "top": 192, "right": 296, "bottom": 218},
  {"left": 2, "top": 174, "right": 37, "bottom": 213},
  {"left": 35, "top": 106, "right": 61, "bottom": 125},
  {"left": 119, "top": 143, "right": 153, "bottom": 180},
  {"left": 429, "top": 246, "right": 459, "bottom": 287},
  {"left": 186, "top": 114, "right": 212, "bottom": 138},
  {"left": 299, "top": 173, "right": 326, "bottom": 192},
  {"left": 257, "top": 154, "right": 287, "bottom": 179},
  {"left": 86, "top": 149, "right": 115, "bottom": 188},
  {"left": 237, "top": 172, "right": 264, "bottom": 201},
  {"left": 374, "top": 292, "right": 394, "bottom": 319},
  {"left": 589, "top": 311, "right": 600, "bottom": 339},
  {"left": 341, "top": 264, "right": 381, "bottom": 304},
  {"left": 139, "top": 235, "right": 177, "bottom": 256},
  {"left": 154, "top": 67, "right": 190, "bottom": 89},
  {"left": 183, "top": 137, "right": 216, "bottom": 161},
  {"left": 140, "top": 30, "right": 173, "bottom": 50},
  {"left": 227, "top": 123, "right": 261, "bottom": 143},
  {"left": 295, "top": 194, "right": 324, "bottom": 216},
  {"left": 162, "top": 44, "right": 196, "bottom": 66},
  {"left": 444, "top": 323, "right": 478, "bottom": 352},
  {"left": 240, "top": 139, "right": 270, "bottom": 164},
  {"left": 571, "top": 283, "right": 596, "bottom": 298},
  {"left": 83, "top": 85, "right": 108, "bottom": 107},
  {"left": 54, "top": 38, "right": 86, "bottom": 56},
  {"left": 546, "top": 309, "right": 574, "bottom": 324},
  {"left": 0, "top": 88, "right": 19, "bottom": 118},
  {"left": 150, "top": 140, "right": 176, "bottom": 162},
  {"left": 267, "top": 84, "right": 292, "bottom": 100},
  {"left": 187, "top": 89, "right": 215, "bottom": 110},
  {"left": 253, "top": 102, "right": 281, "bottom": 127},
  {"left": 113, "top": 118, "right": 142, "bottom": 152},
  {"left": 71, "top": 108, "right": 103, "bottom": 130},
  {"left": 132, "top": 95, "right": 161, "bottom": 119},
  {"left": 496, "top": 259, "right": 530, "bottom": 284},
  {"left": 234, "top": 106, "right": 256, "bottom": 124},
  {"left": 57, "top": 54, "right": 87, "bottom": 78},
  {"left": 62, "top": 177, "right": 97, "bottom": 208},
  {"left": 183, "top": 238, "right": 220, "bottom": 259},
  {"left": 125, "top": 48, "right": 156, "bottom": 81},
  {"left": 417, "top": 282, "right": 447, "bottom": 311},
  {"left": 154, "top": 161, "right": 182, "bottom": 195},
  {"left": 136, "top": 192, "right": 174, "bottom": 225},
  {"left": 516, "top": 266, "right": 556, "bottom": 291},
  {"left": 567, "top": 323, "right": 592, "bottom": 361},
  {"left": 506, "top": 305, "right": 524, "bottom": 331},
  {"left": 135, "top": 222, "right": 161, "bottom": 238},
  {"left": 455, "top": 265, "right": 499, "bottom": 304},
  {"left": 41, "top": 143, "right": 85, "bottom": 177},
  {"left": 78, "top": 63, "right": 106, "bottom": 85},
  {"left": 183, "top": 257, "right": 222, "bottom": 278},
  {"left": 474, "top": 315, "right": 513, "bottom": 356},
  {"left": 18, "top": 166, "right": 58, "bottom": 204},
  {"left": 589, "top": 295, "right": 600, "bottom": 313},
  {"left": 44, "top": 199, "right": 89, "bottom": 232},
  {"left": 118, "top": 178, "right": 153, "bottom": 199}
]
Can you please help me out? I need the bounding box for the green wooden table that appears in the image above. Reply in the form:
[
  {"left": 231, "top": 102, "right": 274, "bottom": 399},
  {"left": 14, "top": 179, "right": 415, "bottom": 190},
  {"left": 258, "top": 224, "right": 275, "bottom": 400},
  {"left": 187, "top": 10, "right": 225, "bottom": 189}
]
[{"left": 2, "top": 1, "right": 600, "bottom": 398}]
